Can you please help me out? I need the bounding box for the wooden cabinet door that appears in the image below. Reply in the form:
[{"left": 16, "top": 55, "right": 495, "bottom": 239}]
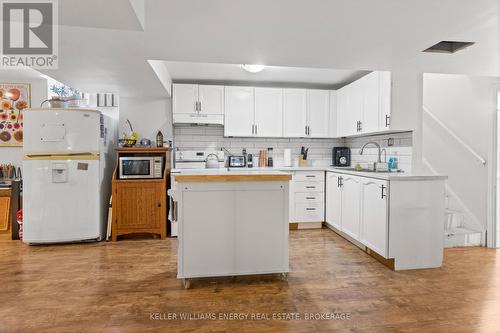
[
  {"left": 360, "top": 179, "right": 389, "bottom": 258},
  {"left": 198, "top": 85, "right": 224, "bottom": 115},
  {"left": 283, "top": 89, "right": 308, "bottom": 137},
  {"left": 224, "top": 86, "right": 255, "bottom": 137},
  {"left": 325, "top": 172, "right": 342, "bottom": 230},
  {"left": 340, "top": 175, "right": 361, "bottom": 239},
  {"left": 0, "top": 196, "right": 11, "bottom": 231},
  {"left": 307, "top": 89, "right": 330, "bottom": 138},
  {"left": 254, "top": 87, "right": 283, "bottom": 137},
  {"left": 361, "top": 72, "right": 381, "bottom": 134},
  {"left": 173, "top": 84, "right": 198, "bottom": 115},
  {"left": 115, "top": 183, "right": 162, "bottom": 230}
]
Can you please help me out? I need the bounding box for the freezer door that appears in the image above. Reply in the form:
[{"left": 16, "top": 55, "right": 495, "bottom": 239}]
[
  {"left": 22, "top": 159, "right": 102, "bottom": 243},
  {"left": 23, "top": 109, "right": 101, "bottom": 153}
]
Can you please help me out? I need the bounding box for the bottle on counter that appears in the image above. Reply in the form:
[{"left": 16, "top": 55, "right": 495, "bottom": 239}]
[
  {"left": 247, "top": 154, "right": 253, "bottom": 168},
  {"left": 156, "top": 130, "right": 164, "bottom": 147},
  {"left": 267, "top": 147, "right": 274, "bottom": 167},
  {"left": 259, "top": 150, "right": 266, "bottom": 168}
]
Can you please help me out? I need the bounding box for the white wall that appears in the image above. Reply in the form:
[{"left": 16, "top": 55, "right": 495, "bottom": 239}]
[
  {"left": 423, "top": 73, "right": 499, "bottom": 239},
  {"left": 118, "top": 97, "right": 173, "bottom": 143},
  {"left": 0, "top": 74, "right": 48, "bottom": 168}
]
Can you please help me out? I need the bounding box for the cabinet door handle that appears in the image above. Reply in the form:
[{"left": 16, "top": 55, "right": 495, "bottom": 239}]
[
  {"left": 381, "top": 185, "right": 387, "bottom": 199},
  {"left": 359, "top": 121, "right": 362, "bottom": 132},
  {"left": 255, "top": 124, "right": 258, "bottom": 135},
  {"left": 385, "top": 115, "right": 390, "bottom": 127},
  {"left": 199, "top": 101, "right": 202, "bottom": 112},
  {"left": 338, "top": 176, "right": 343, "bottom": 187},
  {"left": 158, "top": 203, "right": 162, "bottom": 208},
  {"left": 305, "top": 125, "right": 308, "bottom": 135},
  {"left": 356, "top": 121, "right": 359, "bottom": 132},
  {"left": 251, "top": 124, "right": 254, "bottom": 135}
]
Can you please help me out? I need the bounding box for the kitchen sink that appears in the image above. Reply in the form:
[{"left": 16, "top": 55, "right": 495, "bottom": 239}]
[{"left": 343, "top": 168, "right": 394, "bottom": 173}]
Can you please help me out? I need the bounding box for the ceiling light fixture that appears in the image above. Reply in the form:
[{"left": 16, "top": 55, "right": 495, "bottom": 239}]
[{"left": 241, "top": 64, "right": 266, "bottom": 73}]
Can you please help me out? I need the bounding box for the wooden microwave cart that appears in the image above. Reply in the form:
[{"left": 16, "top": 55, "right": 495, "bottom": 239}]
[
  {"left": 0, "top": 181, "right": 21, "bottom": 241},
  {"left": 111, "top": 147, "right": 170, "bottom": 241}
]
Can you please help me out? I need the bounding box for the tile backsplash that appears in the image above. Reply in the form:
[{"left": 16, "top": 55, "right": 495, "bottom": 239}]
[
  {"left": 173, "top": 125, "right": 413, "bottom": 171},
  {"left": 344, "top": 132, "right": 413, "bottom": 172}
]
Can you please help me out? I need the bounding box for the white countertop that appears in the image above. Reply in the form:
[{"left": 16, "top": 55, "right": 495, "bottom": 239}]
[{"left": 171, "top": 167, "right": 446, "bottom": 181}]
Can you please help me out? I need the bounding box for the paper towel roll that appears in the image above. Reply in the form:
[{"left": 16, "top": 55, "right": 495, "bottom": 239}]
[{"left": 283, "top": 149, "right": 292, "bottom": 167}]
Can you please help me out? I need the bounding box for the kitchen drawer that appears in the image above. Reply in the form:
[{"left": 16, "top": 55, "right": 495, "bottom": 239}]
[
  {"left": 293, "top": 181, "right": 324, "bottom": 193},
  {"left": 294, "top": 202, "right": 324, "bottom": 222},
  {"left": 293, "top": 171, "right": 325, "bottom": 182},
  {"left": 295, "top": 192, "right": 324, "bottom": 204}
]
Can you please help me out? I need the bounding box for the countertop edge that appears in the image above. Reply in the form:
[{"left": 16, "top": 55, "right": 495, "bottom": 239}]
[{"left": 175, "top": 174, "right": 292, "bottom": 182}]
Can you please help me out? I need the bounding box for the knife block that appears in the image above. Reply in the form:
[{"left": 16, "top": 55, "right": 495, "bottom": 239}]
[{"left": 298, "top": 155, "right": 308, "bottom": 167}]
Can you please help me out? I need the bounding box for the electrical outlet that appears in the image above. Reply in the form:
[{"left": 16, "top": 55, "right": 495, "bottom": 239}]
[{"left": 388, "top": 138, "right": 394, "bottom": 146}]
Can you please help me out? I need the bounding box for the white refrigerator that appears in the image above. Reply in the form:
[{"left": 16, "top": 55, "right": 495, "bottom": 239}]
[{"left": 22, "top": 108, "right": 116, "bottom": 243}]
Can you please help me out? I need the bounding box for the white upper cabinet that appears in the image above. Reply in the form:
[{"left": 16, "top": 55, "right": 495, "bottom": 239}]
[
  {"left": 224, "top": 86, "right": 255, "bottom": 137},
  {"left": 307, "top": 89, "right": 330, "bottom": 138},
  {"left": 361, "top": 72, "right": 381, "bottom": 133},
  {"left": 336, "top": 71, "right": 392, "bottom": 137},
  {"left": 173, "top": 84, "right": 198, "bottom": 115},
  {"left": 173, "top": 84, "right": 224, "bottom": 124},
  {"left": 379, "top": 71, "right": 392, "bottom": 130},
  {"left": 328, "top": 91, "right": 337, "bottom": 138},
  {"left": 341, "top": 81, "right": 362, "bottom": 137},
  {"left": 283, "top": 89, "right": 308, "bottom": 137},
  {"left": 198, "top": 85, "right": 224, "bottom": 116},
  {"left": 254, "top": 87, "right": 283, "bottom": 137}
]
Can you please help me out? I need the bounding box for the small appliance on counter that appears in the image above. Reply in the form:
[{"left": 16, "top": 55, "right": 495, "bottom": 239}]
[
  {"left": 228, "top": 155, "right": 246, "bottom": 167},
  {"left": 333, "top": 147, "right": 351, "bottom": 167},
  {"left": 205, "top": 153, "right": 220, "bottom": 169}
]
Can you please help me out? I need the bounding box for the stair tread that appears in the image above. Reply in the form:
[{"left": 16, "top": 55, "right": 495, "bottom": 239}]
[{"left": 445, "top": 227, "right": 481, "bottom": 235}]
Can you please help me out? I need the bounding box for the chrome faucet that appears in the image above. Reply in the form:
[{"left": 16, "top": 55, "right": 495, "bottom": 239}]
[{"left": 359, "top": 141, "right": 382, "bottom": 163}]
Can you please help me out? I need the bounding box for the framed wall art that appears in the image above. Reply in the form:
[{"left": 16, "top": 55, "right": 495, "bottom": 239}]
[{"left": 0, "top": 83, "right": 30, "bottom": 146}]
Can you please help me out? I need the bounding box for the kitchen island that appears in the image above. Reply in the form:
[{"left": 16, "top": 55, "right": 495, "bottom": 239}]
[{"left": 169, "top": 169, "right": 291, "bottom": 288}]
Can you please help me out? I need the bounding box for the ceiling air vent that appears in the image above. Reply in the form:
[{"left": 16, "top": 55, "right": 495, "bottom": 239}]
[{"left": 423, "top": 41, "right": 475, "bottom": 54}]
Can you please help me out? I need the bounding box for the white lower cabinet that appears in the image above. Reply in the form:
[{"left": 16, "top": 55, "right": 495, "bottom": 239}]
[
  {"left": 325, "top": 171, "right": 445, "bottom": 270},
  {"left": 339, "top": 175, "right": 362, "bottom": 240},
  {"left": 326, "top": 171, "right": 386, "bottom": 257},
  {"left": 289, "top": 171, "right": 325, "bottom": 224},
  {"left": 359, "top": 178, "right": 388, "bottom": 258},
  {"left": 325, "top": 172, "right": 342, "bottom": 230}
]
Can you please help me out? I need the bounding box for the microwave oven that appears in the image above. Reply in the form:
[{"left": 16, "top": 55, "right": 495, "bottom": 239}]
[{"left": 119, "top": 156, "right": 163, "bottom": 179}]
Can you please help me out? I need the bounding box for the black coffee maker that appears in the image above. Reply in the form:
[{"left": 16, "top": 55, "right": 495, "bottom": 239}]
[{"left": 332, "top": 147, "right": 351, "bottom": 167}]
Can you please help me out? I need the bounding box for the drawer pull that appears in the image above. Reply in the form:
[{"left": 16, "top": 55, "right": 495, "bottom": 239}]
[
  {"left": 306, "top": 197, "right": 316, "bottom": 200},
  {"left": 306, "top": 208, "right": 316, "bottom": 211},
  {"left": 306, "top": 186, "right": 316, "bottom": 189},
  {"left": 306, "top": 175, "right": 316, "bottom": 178}
]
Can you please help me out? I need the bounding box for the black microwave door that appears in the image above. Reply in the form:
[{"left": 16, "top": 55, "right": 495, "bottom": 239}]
[{"left": 122, "top": 160, "right": 150, "bottom": 176}]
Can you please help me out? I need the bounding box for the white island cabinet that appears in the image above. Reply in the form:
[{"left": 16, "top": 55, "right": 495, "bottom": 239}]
[
  {"left": 170, "top": 170, "right": 291, "bottom": 287},
  {"left": 326, "top": 170, "right": 446, "bottom": 270}
]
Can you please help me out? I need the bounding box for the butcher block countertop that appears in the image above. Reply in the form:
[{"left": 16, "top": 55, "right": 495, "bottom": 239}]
[{"left": 172, "top": 169, "right": 291, "bottom": 182}]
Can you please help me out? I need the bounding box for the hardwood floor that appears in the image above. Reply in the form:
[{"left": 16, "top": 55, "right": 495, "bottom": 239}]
[{"left": 1, "top": 228, "right": 499, "bottom": 332}]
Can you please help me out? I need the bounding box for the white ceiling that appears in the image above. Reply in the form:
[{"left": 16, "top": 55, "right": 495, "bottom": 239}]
[
  {"left": 35, "top": 0, "right": 499, "bottom": 98},
  {"left": 162, "top": 61, "right": 370, "bottom": 88}
]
